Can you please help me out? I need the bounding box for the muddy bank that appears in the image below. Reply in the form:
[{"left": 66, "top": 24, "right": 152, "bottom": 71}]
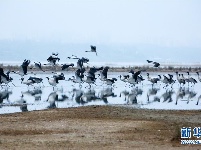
[{"left": 0, "top": 105, "right": 200, "bottom": 150}]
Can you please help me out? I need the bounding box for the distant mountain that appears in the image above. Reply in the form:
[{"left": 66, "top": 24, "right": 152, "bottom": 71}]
[{"left": 0, "top": 40, "right": 200, "bottom": 64}]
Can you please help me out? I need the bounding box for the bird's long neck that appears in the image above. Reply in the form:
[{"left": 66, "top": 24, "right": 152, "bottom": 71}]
[
  {"left": 147, "top": 74, "right": 151, "bottom": 81},
  {"left": 176, "top": 73, "right": 180, "bottom": 81},
  {"left": 187, "top": 72, "right": 190, "bottom": 79},
  {"left": 181, "top": 74, "right": 185, "bottom": 79},
  {"left": 197, "top": 73, "right": 201, "bottom": 80}
]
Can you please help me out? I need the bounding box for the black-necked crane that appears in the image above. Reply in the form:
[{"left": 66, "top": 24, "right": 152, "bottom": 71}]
[
  {"left": 119, "top": 75, "right": 129, "bottom": 83},
  {"left": 125, "top": 70, "right": 142, "bottom": 87},
  {"left": 196, "top": 72, "right": 201, "bottom": 82},
  {"left": 21, "top": 59, "right": 31, "bottom": 75},
  {"left": 104, "top": 78, "right": 117, "bottom": 86},
  {"left": 21, "top": 77, "right": 36, "bottom": 86},
  {"left": 44, "top": 53, "right": 60, "bottom": 72},
  {"left": 153, "top": 62, "right": 160, "bottom": 67},
  {"left": 175, "top": 72, "right": 185, "bottom": 87},
  {"left": 87, "top": 66, "right": 103, "bottom": 79},
  {"left": 68, "top": 55, "right": 89, "bottom": 69},
  {"left": 147, "top": 60, "right": 153, "bottom": 63},
  {"left": 158, "top": 75, "right": 168, "bottom": 85},
  {"left": 46, "top": 73, "right": 66, "bottom": 90},
  {"left": 61, "top": 63, "right": 74, "bottom": 71},
  {"left": 129, "top": 70, "right": 142, "bottom": 83},
  {"left": 187, "top": 72, "right": 197, "bottom": 86},
  {"left": 147, "top": 73, "right": 160, "bottom": 86},
  {"left": 68, "top": 68, "right": 85, "bottom": 87},
  {"left": 84, "top": 75, "right": 97, "bottom": 88},
  {"left": 99, "top": 66, "right": 109, "bottom": 81},
  {"left": 0, "top": 68, "right": 14, "bottom": 87},
  {"left": 12, "top": 59, "right": 31, "bottom": 76},
  {"left": 85, "top": 45, "right": 97, "bottom": 56},
  {"left": 146, "top": 60, "right": 160, "bottom": 67},
  {"left": 34, "top": 62, "right": 45, "bottom": 72},
  {"left": 181, "top": 74, "right": 191, "bottom": 86},
  {"left": 46, "top": 54, "right": 60, "bottom": 66},
  {"left": 28, "top": 76, "right": 43, "bottom": 85},
  {"left": 158, "top": 74, "right": 175, "bottom": 88}
]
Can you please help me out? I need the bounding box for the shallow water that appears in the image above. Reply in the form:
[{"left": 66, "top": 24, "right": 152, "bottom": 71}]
[{"left": 0, "top": 72, "right": 201, "bottom": 114}]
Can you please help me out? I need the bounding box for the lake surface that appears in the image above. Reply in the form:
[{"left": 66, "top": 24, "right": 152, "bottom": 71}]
[{"left": 0, "top": 72, "right": 201, "bottom": 114}]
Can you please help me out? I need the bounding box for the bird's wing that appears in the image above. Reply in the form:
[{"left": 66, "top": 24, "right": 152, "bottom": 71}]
[
  {"left": 21, "top": 65, "right": 28, "bottom": 75},
  {"left": 133, "top": 71, "right": 141, "bottom": 81}
]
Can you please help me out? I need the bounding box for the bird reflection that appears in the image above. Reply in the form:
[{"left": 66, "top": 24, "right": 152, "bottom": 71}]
[
  {"left": 47, "top": 92, "right": 58, "bottom": 108},
  {"left": 186, "top": 89, "right": 197, "bottom": 104},
  {"left": 175, "top": 87, "right": 196, "bottom": 105},
  {"left": 0, "top": 90, "right": 12, "bottom": 104},
  {"left": 196, "top": 95, "right": 201, "bottom": 105},
  {"left": 161, "top": 89, "right": 174, "bottom": 103},
  {"left": 72, "top": 89, "right": 86, "bottom": 105},
  {"left": 176, "top": 87, "right": 185, "bottom": 105},
  {"left": 147, "top": 87, "right": 160, "bottom": 102},
  {"left": 119, "top": 90, "right": 129, "bottom": 101},
  {"left": 22, "top": 88, "right": 42, "bottom": 101},
  {"left": 57, "top": 94, "right": 68, "bottom": 101},
  {"left": 20, "top": 101, "right": 28, "bottom": 112},
  {"left": 127, "top": 87, "right": 143, "bottom": 104},
  {"left": 81, "top": 89, "right": 100, "bottom": 103},
  {"left": 99, "top": 87, "right": 117, "bottom": 103},
  {"left": 14, "top": 94, "right": 28, "bottom": 112}
]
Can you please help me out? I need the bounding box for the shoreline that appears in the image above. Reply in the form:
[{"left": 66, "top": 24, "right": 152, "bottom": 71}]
[
  {"left": 1, "top": 64, "right": 201, "bottom": 73},
  {"left": 0, "top": 105, "right": 200, "bottom": 149}
]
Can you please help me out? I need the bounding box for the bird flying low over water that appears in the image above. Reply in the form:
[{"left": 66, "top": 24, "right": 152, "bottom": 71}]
[
  {"left": 129, "top": 70, "right": 142, "bottom": 82},
  {"left": 45, "top": 53, "right": 60, "bottom": 66},
  {"left": 99, "top": 66, "right": 109, "bottom": 81},
  {"left": 153, "top": 62, "right": 160, "bottom": 67},
  {"left": 85, "top": 45, "right": 97, "bottom": 56},
  {"left": 147, "top": 60, "right": 153, "bottom": 63},
  {"left": 146, "top": 60, "right": 160, "bottom": 68},
  {"left": 61, "top": 63, "right": 74, "bottom": 71},
  {"left": 67, "top": 55, "right": 89, "bottom": 69},
  {"left": 21, "top": 76, "right": 43, "bottom": 86},
  {"left": 34, "top": 62, "right": 45, "bottom": 72}
]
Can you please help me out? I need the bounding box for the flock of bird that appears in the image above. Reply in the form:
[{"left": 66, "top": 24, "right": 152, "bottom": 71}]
[
  {"left": 0, "top": 45, "right": 201, "bottom": 90},
  {"left": 1, "top": 45, "right": 201, "bottom": 112}
]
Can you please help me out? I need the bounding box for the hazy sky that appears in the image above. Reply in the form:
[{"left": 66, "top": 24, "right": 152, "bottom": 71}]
[{"left": 0, "top": 0, "right": 201, "bottom": 63}]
